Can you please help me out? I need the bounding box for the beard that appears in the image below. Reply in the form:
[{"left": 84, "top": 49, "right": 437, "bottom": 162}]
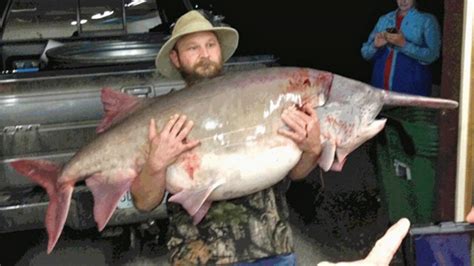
[{"left": 179, "top": 58, "right": 223, "bottom": 85}]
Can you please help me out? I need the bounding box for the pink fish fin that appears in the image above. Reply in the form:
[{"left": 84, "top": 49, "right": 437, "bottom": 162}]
[
  {"left": 317, "top": 140, "right": 336, "bottom": 172},
  {"left": 97, "top": 87, "right": 144, "bottom": 133},
  {"left": 329, "top": 158, "right": 347, "bottom": 172},
  {"left": 168, "top": 179, "right": 225, "bottom": 217},
  {"left": 192, "top": 200, "right": 213, "bottom": 225},
  {"left": 45, "top": 184, "right": 74, "bottom": 254},
  {"left": 10, "top": 159, "right": 72, "bottom": 254},
  {"left": 10, "top": 159, "right": 61, "bottom": 192},
  {"left": 85, "top": 170, "right": 136, "bottom": 231}
]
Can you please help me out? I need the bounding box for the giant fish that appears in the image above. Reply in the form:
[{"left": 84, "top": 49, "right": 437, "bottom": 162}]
[{"left": 10, "top": 67, "right": 458, "bottom": 254}]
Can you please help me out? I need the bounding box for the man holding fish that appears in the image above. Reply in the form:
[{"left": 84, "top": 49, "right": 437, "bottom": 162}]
[
  {"left": 130, "top": 9, "right": 420, "bottom": 266},
  {"left": 131, "top": 10, "right": 322, "bottom": 265},
  {"left": 12, "top": 7, "right": 456, "bottom": 264}
]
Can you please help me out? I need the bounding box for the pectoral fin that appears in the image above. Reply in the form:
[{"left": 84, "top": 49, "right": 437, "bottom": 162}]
[
  {"left": 192, "top": 201, "right": 212, "bottom": 225},
  {"left": 317, "top": 140, "right": 336, "bottom": 172},
  {"left": 330, "top": 158, "right": 347, "bottom": 172},
  {"left": 168, "top": 179, "right": 225, "bottom": 219}
]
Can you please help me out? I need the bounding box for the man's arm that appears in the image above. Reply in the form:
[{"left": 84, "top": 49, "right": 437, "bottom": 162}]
[
  {"left": 288, "top": 149, "right": 321, "bottom": 180},
  {"left": 131, "top": 115, "right": 200, "bottom": 212},
  {"left": 278, "top": 104, "right": 322, "bottom": 180},
  {"left": 131, "top": 160, "right": 167, "bottom": 212}
]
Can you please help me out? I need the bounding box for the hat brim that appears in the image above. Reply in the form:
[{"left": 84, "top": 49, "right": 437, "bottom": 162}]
[{"left": 155, "top": 27, "right": 239, "bottom": 79}]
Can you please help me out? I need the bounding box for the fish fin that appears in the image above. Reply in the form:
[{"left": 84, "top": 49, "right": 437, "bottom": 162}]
[
  {"left": 46, "top": 185, "right": 73, "bottom": 254},
  {"left": 192, "top": 201, "right": 212, "bottom": 225},
  {"left": 85, "top": 171, "right": 135, "bottom": 231},
  {"left": 336, "top": 119, "right": 387, "bottom": 164},
  {"left": 97, "top": 88, "right": 143, "bottom": 133},
  {"left": 169, "top": 179, "right": 224, "bottom": 217},
  {"left": 317, "top": 140, "right": 336, "bottom": 172},
  {"left": 329, "top": 158, "right": 347, "bottom": 172},
  {"left": 10, "top": 159, "right": 72, "bottom": 254},
  {"left": 10, "top": 159, "right": 61, "bottom": 191}
]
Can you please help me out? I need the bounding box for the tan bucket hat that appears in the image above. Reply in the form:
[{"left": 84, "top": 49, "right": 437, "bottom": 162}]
[{"left": 155, "top": 10, "right": 239, "bottom": 79}]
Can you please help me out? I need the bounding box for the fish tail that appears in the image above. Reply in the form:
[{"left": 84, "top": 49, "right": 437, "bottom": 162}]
[{"left": 10, "top": 159, "right": 73, "bottom": 254}]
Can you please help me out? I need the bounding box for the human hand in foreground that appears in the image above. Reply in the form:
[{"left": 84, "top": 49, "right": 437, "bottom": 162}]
[
  {"left": 466, "top": 207, "right": 474, "bottom": 223},
  {"left": 317, "top": 218, "right": 410, "bottom": 266}
]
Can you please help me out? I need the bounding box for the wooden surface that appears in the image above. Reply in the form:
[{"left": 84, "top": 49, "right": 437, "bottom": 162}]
[
  {"left": 467, "top": 26, "right": 474, "bottom": 213},
  {"left": 436, "top": 0, "right": 463, "bottom": 221}
]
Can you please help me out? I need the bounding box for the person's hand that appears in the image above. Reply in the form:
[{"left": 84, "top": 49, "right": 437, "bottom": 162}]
[
  {"left": 318, "top": 218, "right": 411, "bottom": 266},
  {"left": 278, "top": 104, "right": 321, "bottom": 156},
  {"left": 466, "top": 207, "right": 474, "bottom": 223},
  {"left": 384, "top": 32, "right": 406, "bottom": 47},
  {"left": 145, "top": 114, "right": 200, "bottom": 174},
  {"left": 374, "top": 32, "right": 388, "bottom": 48}
]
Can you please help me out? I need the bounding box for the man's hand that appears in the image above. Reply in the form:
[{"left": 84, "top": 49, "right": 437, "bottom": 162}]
[
  {"left": 384, "top": 32, "right": 406, "bottom": 47},
  {"left": 131, "top": 114, "right": 199, "bottom": 212},
  {"left": 278, "top": 104, "right": 321, "bottom": 155},
  {"left": 278, "top": 104, "right": 322, "bottom": 180},
  {"left": 146, "top": 114, "right": 200, "bottom": 174}
]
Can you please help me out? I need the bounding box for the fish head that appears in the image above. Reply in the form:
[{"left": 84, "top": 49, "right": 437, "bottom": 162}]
[
  {"left": 315, "top": 75, "right": 389, "bottom": 171},
  {"left": 317, "top": 73, "right": 458, "bottom": 172}
]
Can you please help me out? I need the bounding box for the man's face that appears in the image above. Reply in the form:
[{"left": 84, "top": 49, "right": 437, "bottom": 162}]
[
  {"left": 397, "top": 0, "right": 414, "bottom": 14},
  {"left": 170, "top": 31, "right": 223, "bottom": 81}
]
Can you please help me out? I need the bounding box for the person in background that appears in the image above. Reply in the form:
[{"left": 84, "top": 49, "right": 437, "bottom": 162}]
[
  {"left": 361, "top": 0, "right": 441, "bottom": 96},
  {"left": 131, "top": 10, "right": 322, "bottom": 265}
]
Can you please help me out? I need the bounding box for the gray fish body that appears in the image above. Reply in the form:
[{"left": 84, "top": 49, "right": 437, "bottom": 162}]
[
  {"left": 61, "top": 66, "right": 459, "bottom": 217},
  {"left": 64, "top": 67, "right": 332, "bottom": 198},
  {"left": 11, "top": 66, "right": 457, "bottom": 253}
]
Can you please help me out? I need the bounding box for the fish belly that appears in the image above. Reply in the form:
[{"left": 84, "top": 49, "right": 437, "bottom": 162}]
[{"left": 166, "top": 139, "right": 302, "bottom": 201}]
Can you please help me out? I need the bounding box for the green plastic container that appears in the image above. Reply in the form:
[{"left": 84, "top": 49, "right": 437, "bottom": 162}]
[{"left": 376, "top": 107, "right": 439, "bottom": 224}]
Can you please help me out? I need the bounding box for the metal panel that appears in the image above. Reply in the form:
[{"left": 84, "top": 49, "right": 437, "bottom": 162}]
[
  {"left": 0, "top": 71, "right": 185, "bottom": 127},
  {"left": 0, "top": 186, "right": 167, "bottom": 233}
]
